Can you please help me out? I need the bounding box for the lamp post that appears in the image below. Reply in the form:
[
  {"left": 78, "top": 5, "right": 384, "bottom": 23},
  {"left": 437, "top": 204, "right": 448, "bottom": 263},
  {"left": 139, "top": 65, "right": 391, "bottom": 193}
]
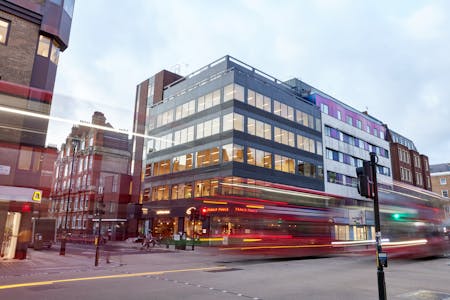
[{"left": 60, "top": 138, "right": 80, "bottom": 256}]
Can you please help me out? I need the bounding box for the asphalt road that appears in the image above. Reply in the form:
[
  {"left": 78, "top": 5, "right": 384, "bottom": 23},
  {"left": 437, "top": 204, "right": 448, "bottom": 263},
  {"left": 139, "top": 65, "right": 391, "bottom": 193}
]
[{"left": 1, "top": 245, "right": 449, "bottom": 300}]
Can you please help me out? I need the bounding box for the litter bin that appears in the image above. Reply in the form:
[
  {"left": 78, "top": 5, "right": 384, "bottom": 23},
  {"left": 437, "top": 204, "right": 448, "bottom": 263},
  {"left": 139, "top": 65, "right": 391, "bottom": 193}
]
[
  {"left": 34, "top": 233, "right": 43, "bottom": 250},
  {"left": 174, "top": 233, "right": 187, "bottom": 250}
]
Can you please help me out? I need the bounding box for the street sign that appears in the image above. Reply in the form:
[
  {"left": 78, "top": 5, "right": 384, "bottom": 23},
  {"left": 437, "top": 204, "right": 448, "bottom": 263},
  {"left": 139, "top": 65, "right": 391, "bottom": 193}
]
[{"left": 32, "top": 191, "right": 42, "bottom": 202}]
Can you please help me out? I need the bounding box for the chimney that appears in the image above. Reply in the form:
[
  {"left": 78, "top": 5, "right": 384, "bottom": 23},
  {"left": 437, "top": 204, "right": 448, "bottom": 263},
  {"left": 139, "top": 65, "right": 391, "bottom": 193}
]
[{"left": 92, "top": 111, "right": 106, "bottom": 125}]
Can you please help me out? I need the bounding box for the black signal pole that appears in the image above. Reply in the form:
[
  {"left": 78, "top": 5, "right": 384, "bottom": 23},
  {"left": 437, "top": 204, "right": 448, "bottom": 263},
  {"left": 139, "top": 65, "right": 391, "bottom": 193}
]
[
  {"left": 95, "top": 186, "right": 104, "bottom": 267},
  {"left": 369, "top": 152, "right": 387, "bottom": 300},
  {"left": 60, "top": 138, "right": 79, "bottom": 256}
]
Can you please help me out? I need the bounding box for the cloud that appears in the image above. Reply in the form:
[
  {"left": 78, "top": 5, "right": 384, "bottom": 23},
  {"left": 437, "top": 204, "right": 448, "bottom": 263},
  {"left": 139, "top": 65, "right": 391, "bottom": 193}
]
[{"left": 49, "top": 0, "right": 450, "bottom": 164}]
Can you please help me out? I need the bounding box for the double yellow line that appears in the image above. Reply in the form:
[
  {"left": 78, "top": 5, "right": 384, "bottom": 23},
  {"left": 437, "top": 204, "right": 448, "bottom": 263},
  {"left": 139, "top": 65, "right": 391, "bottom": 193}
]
[{"left": 0, "top": 266, "right": 227, "bottom": 290}]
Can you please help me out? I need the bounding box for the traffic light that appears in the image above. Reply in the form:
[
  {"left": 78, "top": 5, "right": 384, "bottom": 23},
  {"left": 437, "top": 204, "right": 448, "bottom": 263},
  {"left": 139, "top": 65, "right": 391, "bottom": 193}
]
[
  {"left": 356, "top": 161, "right": 373, "bottom": 198},
  {"left": 200, "top": 207, "right": 208, "bottom": 220}
]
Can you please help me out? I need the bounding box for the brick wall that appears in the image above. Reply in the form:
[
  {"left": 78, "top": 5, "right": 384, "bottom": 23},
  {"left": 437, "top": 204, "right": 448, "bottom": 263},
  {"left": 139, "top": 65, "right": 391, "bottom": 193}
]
[{"left": 0, "top": 11, "right": 39, "bottom": 85}]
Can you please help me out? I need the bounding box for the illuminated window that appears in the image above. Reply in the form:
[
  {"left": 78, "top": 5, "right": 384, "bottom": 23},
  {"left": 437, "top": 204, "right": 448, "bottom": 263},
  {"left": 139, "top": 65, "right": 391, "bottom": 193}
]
[
  {"left": 274, "top": 154, "right": 295, "bottom": 174},
  {"left": 37, "top": 35, "right": 51, "bottom": 57},
  {"left": 153, "top": 159, "right": 171, "bottom": 176},
  {"left": 222, "top": 144, "right": 244, "bottom": 163},
  {"left": 0, "top": 18, "right": 10, "bottom": 45},
  {"left": 223, "top": 83, "right": 244, "bottom": 102},
  {"left": 249, "top": 91, "right": 272, "bottom": 112},
  {"left": 246, "top": 147, "right": 256, "bottom": 165},
  {"left": 196, "top": 147, "right": 220, "bottom": 168}
]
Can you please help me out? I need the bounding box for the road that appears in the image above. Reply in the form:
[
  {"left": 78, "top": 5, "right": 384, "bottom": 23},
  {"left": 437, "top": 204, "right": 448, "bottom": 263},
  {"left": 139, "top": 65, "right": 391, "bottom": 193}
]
[{"left": 1, "top": 243, "right": 449, "bottom": 300}]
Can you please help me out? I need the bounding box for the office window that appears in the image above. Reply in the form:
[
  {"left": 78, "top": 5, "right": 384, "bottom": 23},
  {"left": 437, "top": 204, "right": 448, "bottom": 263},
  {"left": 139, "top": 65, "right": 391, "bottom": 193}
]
[
  {"left": 0, "top": 19, "right": 10, "bottom": 44},
  {"left": 246, "top": 147, "right": 256, "bottom": 165},
  {"left": 222, "top": 143, "right": 244, "bottom": 163},
  {"left": 356, "top": 119, "right": 362, "bottom": 129},
  {"left": 346, "top": 116, "right": 353, "bottom": 126},
  {"left": 223, "top": 113, "right": 244, "bottom": 132},
  {"left": 172, "top": 154, "right": 193, "bottom": 172},
  {"left": 196, "top": 147, "right": 220, "bottom": 168},
  {"left": 337, "top": 110, "right": 342, "bottom": 120},
  {"left": 224, "top": 83, "right": 244, "bottom": 102},
  {"left": 297, "top": 135, "right": 315, "bottom": 153},
  {"left": 440, "top": 178, "right": 447, "bottom": 185},
  {"left": 248, "top": 90, "right": 271, "bottom": 112},
  {"left": 366, "top": 125, "right": 371, "bottom": 134},
  {"left": 320, "top": 103, "right": 329, "bottom": 114},
  {"left": 153, "top": 159, "right": 171, "bottom": 176},
  {"left": 373, "top": 128, "right": 378, "bottom": 138},
  {"left": 274, "top": 154, "right": 295, "bottom": 174},
  {"left": 37, "top": 35, "right": 51, "bottom": 57},
  {"left": 297, "top": 161, "right": 316, "bottom": 177}
]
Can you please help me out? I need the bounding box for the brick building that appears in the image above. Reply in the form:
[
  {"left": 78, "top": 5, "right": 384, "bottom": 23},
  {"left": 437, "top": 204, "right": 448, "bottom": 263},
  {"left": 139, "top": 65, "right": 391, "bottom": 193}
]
[
  {"left": 0, "top": 0, "right": 73, "bottom": 259},
  {"left": 49, "top": 112, "right": 132, "bottom": 241},
  {"left": 384, "top": 128, "right": 432, "bottom": 190}
]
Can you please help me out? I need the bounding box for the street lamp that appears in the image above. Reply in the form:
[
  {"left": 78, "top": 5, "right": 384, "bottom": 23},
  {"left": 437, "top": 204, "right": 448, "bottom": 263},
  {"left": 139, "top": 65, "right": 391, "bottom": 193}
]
[{"left": 59, "top": 138, "right": 80, "bottom": 256}]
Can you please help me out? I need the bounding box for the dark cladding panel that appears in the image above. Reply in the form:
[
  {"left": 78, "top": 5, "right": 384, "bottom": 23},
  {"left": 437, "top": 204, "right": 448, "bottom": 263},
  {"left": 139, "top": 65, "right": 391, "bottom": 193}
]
[{"left": 152, "top": 70, "right": 183, "bottom": 104}]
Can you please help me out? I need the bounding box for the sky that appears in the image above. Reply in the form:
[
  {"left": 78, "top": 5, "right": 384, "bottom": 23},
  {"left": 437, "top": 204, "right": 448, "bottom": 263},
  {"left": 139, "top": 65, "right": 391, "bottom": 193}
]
[{"left": 48, "top": 0, "right": 450, "bottom": 165}]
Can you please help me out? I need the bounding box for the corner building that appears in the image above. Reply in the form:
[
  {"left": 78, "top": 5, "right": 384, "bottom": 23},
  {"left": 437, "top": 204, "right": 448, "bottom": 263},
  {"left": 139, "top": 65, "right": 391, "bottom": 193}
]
[
  {"left": 133, "top": 56, "right": 324, "bottom": 240},
  {"left": 0, "top": 0, "right": 73, "bottom": 259}
]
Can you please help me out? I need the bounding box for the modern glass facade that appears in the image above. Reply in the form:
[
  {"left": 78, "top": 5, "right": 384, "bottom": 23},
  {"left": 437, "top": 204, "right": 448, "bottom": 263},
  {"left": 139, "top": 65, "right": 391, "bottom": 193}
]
[{"left": 136, "top": 56, "right": 324, "bottom": 238}]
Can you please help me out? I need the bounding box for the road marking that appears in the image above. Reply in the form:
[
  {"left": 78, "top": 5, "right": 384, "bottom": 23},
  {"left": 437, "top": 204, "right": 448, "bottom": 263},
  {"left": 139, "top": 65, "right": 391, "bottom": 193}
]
[{"left": 0, "top": 266, "right": 227, "bottom": 290}]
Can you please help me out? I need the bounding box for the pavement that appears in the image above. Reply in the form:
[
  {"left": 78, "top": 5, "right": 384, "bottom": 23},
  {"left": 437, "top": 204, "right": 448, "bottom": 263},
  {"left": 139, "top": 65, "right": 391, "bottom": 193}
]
[{"left": 0, "top": 240, "right": 224, "bottom": 278}]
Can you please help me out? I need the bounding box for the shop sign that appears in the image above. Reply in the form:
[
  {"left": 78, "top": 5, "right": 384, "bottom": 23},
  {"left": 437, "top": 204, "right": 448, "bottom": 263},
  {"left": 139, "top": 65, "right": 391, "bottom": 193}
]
[
  {"left": 156, "top": 210, "right": 170, "bottom": 215},
  {"left": 186, "top": 206, "right": 196, "bottom": 215},
  {"left": 234, "top": 207, "right": 258, "bottom": 213},
  {"left": 32, "top": 191, "right": 42, "bottom": 202},
  {"left": 206, "top": 207, "right": 229, "bottom": 213}
]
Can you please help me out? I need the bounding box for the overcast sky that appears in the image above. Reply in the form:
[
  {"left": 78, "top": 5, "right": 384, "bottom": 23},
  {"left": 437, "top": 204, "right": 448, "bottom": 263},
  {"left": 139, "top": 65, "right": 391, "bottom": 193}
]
[{"left": 48, "top": 0, "right": 449, "bottom": 164}]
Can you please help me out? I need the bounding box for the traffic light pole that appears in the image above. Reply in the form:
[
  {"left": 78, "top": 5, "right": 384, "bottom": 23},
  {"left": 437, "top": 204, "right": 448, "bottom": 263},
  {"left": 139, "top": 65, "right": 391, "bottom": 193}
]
[
  {"left": 370, "top": 152, "right": 387, "bottom": 300},
  {"left": 95, "top": 188, "right": 104, "bottom": 267}
]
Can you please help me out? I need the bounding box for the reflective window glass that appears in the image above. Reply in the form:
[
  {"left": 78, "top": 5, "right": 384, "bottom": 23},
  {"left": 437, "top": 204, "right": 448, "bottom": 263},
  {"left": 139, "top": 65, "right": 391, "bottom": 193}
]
[
  {"left": 0, "top": 19, "right": 10, "bottom": 44},
  {"left": 50, "top": 41, "right": 60, "bottom": 64},
  {"left": 37, "top": 35, "right": 51, "bottom": 57}
]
